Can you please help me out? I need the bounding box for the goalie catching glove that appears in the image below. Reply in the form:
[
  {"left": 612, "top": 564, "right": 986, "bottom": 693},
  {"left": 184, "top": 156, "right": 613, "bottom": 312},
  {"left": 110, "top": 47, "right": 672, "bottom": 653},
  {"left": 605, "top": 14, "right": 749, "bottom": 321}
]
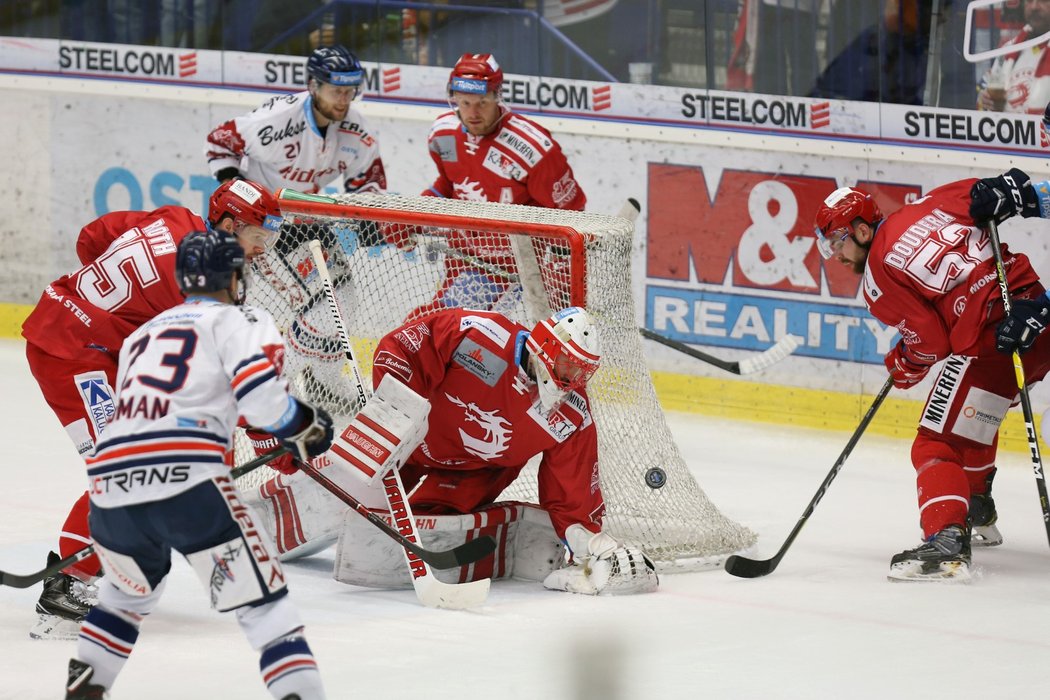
[{"left": 542, "top": 524, "right": 658, "bottom": 596}]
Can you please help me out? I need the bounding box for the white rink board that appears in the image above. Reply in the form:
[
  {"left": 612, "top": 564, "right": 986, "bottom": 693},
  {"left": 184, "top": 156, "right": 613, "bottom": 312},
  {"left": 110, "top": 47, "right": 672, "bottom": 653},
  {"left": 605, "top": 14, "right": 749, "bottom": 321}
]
[{"left": 3, "top": 73, "right": 1050, "bottom": 404}]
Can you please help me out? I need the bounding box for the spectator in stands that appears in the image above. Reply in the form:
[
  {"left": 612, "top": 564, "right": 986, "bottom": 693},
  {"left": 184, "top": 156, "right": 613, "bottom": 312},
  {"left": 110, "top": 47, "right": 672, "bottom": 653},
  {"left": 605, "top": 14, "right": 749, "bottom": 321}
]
[
  {"left": 976, "top": 0, "right": 1050, "bottom": 113},
  {"left": 727, "top": 0, "right": 819, "bottom": 96},
  {"left": 810, "top": 0, "right": 949, "bottom": 105}
]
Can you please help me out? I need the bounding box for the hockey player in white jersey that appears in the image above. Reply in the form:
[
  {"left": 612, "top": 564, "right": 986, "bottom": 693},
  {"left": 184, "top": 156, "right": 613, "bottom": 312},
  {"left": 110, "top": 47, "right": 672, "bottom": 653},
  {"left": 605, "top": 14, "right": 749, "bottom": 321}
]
[
  {"left": 64, "top": 230, "right": 333, "bottom": 700},
  {"left": 204, "top": 45, "right": 387, "bottom": 195}
]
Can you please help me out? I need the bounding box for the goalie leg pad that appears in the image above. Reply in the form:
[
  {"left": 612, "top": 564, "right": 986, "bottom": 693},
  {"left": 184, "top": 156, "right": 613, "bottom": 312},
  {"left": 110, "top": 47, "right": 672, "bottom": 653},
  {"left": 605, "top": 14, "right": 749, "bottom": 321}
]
[
  {"left": 333, "top": 502, "right": 562, "bottom": 588},
  {"left": 543, "top": 546, "right": 659, "bottom": 596},
  {"left": 328, "top": 374, "right": 431, "bottom": 485},
  {"left": 245, "top": 465, "right": 347, "bottom": 560}
]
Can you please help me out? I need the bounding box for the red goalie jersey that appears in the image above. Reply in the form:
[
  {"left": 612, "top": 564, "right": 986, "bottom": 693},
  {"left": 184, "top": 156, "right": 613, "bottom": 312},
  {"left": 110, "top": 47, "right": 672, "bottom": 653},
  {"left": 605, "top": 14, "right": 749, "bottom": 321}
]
[
  {"left": 371, "top": 308, "right": 604, "bottom": 539},
  {"left": 422, "top": 108, "right": 586, "bottom": 210},
  {"left": 862, "top": 178, "right": 1041, "bottom": 362}
]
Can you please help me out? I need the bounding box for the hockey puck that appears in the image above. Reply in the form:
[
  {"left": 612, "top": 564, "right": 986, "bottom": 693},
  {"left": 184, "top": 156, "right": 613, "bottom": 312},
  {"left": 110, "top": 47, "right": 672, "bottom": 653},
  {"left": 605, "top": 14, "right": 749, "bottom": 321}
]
[{"left": 644, "top": 467, "right": 667, "bottom": 489}]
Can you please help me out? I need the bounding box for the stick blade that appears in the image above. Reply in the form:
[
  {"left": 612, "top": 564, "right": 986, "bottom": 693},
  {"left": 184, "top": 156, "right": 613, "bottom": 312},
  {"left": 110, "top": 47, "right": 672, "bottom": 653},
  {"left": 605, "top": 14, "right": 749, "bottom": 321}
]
[
  {"left": 737, "top": 334, "right": 802, "bottom": 375},
  {"left": 415, "top": 576, "right": 491, "bottom": 610},
  {"left": 724, "top": 554, "right": 778, "bottom": 579}
]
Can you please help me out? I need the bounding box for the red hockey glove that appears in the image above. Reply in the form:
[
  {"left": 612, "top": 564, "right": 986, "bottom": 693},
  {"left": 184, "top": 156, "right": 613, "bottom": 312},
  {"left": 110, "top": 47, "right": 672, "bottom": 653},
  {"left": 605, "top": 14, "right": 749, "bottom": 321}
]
[
  {"left": 884, "top": 342, "right": 933, "bottom": 390},
  {"left": 244, "top": 428, "right": 298, "bottom": 475}
]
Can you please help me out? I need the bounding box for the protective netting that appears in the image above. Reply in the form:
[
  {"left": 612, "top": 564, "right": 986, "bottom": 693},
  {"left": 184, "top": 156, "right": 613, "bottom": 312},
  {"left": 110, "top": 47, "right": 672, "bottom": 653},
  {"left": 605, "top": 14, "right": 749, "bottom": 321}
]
[{"left": 235, "top": 192, "right": 755, "bottom": 571}]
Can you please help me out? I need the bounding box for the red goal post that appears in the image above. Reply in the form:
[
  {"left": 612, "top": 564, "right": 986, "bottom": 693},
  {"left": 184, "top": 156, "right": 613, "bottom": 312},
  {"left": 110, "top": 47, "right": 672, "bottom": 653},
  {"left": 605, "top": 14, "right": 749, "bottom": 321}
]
[{"left": 236, "top": 190, "right": 755, "bottom": 571}]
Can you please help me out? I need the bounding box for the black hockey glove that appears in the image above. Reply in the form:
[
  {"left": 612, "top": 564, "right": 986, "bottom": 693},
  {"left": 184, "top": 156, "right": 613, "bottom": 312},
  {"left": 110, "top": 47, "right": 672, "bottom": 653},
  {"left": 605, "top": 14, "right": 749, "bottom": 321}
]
[
  {"left": 969, "top": 168, "right": 1039, "bottom": 224},
  {"left": 278, "top": 400, "right": 335, "bottom": 462},
  {"left": 215, "top": 167, "right": 243, "bottom": 184},
  {"left": 1044, "top": 101, "right": 1050, "bottom": 132},
  {"left": 996, "top": 294, "right": 1050, "bottom": 355}
]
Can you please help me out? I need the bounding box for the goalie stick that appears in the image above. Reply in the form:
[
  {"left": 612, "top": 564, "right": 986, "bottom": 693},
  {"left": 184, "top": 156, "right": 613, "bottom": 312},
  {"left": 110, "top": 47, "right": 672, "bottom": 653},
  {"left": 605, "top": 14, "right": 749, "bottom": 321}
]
[
  {"left": 308, "top": 238, "right": 493, "bottom": 608},
  {"left": 724, "top": 375, "right": 894, "bottom": 578},
  {"left": 986, "top": 220, "right": 1050, "bottom": 546}
]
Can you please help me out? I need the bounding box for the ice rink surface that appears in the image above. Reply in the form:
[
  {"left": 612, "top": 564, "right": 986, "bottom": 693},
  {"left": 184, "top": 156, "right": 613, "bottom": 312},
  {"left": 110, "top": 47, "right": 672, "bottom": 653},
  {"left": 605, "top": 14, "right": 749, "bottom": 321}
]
[{"left": 2, "top": 336, "right": 1049, "bottom": 700}]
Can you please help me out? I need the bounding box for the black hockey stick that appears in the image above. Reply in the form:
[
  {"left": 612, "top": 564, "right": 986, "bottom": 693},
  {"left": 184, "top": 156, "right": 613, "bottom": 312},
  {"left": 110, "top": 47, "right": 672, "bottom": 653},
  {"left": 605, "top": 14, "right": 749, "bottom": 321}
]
[
  {"left": 725, "top": 375, "right": 894, "bottom": 578},
  {"left": 987, "top": 220, "right": 1050, "bottom": 546},
  {"left": 230, "top": 445, "right": 292, "bottom": 480},
  {"left": 295, "top": 455, "right": 496, "bottom": 570},
  {"left": 230, "top": 441, "right": 494, "bottom": 568},
  {"left": 639, "top": 328, "right": 801, "bottom": 375},
  {"left": 1, "top": 545, "right": 96, "bottom": 589}
]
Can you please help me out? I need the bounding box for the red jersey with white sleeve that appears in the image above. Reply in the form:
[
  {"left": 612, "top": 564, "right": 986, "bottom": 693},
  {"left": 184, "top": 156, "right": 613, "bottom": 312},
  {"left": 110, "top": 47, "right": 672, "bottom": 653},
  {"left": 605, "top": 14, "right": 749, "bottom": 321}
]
[
  {"left": 862, "top": 178, "right": 1040, "bottom": 362},
  {"left": 22, "top": 206, "right": 205, "bottom": 361},
  {"left": 422, "top": 108, "right": 586, "bottom": 210},
  {"left": 87, "top": 297, "right": 294, "bottom": 507},
  {"left": 204, "top": 91, "right": 386, "bottom": 195},
  {"left": 371, "top": 308, "right": 603, "bottom": 539}
]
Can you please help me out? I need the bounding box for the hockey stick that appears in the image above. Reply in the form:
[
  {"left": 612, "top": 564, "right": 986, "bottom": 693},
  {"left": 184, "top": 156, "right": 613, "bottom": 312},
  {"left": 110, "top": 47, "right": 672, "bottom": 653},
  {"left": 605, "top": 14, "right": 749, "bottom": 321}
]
[
  {"left": 986, "top": 220, "right": 1050, "bottom": 546},
  {"left": 639, "top": 328, "right": 801, "bottom": 375},
  {"left": 724, "top": 375, "right": 894, "bottom": 578},
  {"left": 294, "top": 459, "right": 495, "bottom": 569},
  {"left": 230, "top": 445, "right": 291, "bottom": 480},
  {"left": 308, "top": 239, "right": 493, "bottom": 608},
  {"left": 1, "top": 545, "right": 96, "bottom": 589}
]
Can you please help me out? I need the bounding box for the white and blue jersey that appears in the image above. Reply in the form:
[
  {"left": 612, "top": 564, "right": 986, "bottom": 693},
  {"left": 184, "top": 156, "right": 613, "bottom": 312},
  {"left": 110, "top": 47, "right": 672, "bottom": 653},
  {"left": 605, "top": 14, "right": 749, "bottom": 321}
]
[{"left": 87, "top": 298, "right": 297, "bottom": 508}]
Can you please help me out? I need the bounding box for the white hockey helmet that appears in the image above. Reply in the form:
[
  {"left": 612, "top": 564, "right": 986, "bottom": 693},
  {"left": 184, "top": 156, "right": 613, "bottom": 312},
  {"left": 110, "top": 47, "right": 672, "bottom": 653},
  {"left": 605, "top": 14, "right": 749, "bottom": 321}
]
[{"left": 526, "top": 307, "right": 601, "bottom": 412}]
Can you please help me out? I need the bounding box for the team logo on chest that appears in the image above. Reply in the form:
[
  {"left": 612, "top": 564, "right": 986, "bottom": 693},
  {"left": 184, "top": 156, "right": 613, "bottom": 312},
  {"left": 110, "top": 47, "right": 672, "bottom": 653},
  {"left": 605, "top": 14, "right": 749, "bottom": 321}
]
[{"left": 445, "top": 393, "right": 512, "bottom": 460}]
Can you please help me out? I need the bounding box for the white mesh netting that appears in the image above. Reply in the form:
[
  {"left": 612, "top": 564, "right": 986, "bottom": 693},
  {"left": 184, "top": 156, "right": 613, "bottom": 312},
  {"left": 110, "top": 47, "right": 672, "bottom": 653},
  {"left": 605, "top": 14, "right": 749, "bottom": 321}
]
[{"left": 235, "top": 192, "right": 755, "bottom": 571}]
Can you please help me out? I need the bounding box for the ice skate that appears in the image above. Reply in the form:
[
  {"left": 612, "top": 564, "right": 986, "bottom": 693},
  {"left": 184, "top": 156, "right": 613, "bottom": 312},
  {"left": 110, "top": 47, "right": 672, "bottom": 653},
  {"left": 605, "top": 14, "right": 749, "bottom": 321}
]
[
  {"left": 887, "top": 525, "right": 972, "bottom": 583},
  {"left": 30, "top": 551, "right": 96, "bottom": 640},
  {"left": 66, "top": 658, "right": 108, "bottom": 699}
]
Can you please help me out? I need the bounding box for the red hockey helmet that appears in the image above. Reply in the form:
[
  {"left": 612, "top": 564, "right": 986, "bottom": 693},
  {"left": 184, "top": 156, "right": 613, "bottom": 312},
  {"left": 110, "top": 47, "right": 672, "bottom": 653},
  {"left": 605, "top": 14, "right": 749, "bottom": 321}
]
[
  {"left": 208, "top": 179, "right": 283, "bottom": 250},
  {"left": 813, "top": 186, "right": 882, "bottom": 259},
  {"left": 447, "top": 53, "right": 504, "bottom": 98}
]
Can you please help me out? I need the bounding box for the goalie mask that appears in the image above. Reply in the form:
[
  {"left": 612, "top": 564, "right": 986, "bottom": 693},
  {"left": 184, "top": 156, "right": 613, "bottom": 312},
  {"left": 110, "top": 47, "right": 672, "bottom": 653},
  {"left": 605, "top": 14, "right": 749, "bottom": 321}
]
[
  {"left": 813, "top": 186, "right": 882, "bottom": 260},
  {"left": 526, "top": 307, "right": 600, "bottom": 413},
  {"left": 176, "top": 230, "right": 248, "bottom": 304}
]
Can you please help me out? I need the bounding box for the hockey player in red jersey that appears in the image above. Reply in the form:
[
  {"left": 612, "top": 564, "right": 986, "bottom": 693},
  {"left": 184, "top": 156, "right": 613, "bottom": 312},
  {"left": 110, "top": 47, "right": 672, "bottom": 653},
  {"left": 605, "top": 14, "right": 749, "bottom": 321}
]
[
  {"left": 813, "top": 169, "right": 1050, "bottom": 581},
  {"left": 64, "top": 230, "right": 332, "bottom": 700},
  {"left": 360, "top": 306, "right": 656, "bottom": 594},
  {"left": 22, "top": 178, "right": 283, "bottom": 639},
  {"left": 204, "top": 45, "right": 386, "bottom": 195},
  {"left": 395, "top": 53, "right": 588, "bottom": 320},
  {"left": 423, "top": 53, "right": 586, "bottom": 209}
]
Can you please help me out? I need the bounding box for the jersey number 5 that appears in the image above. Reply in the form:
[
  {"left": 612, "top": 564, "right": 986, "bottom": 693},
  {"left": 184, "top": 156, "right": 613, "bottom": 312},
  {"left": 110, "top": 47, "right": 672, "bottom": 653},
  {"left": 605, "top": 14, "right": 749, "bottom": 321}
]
[{"left": 76, "top": 238, "right": 161, "bottom": 312}]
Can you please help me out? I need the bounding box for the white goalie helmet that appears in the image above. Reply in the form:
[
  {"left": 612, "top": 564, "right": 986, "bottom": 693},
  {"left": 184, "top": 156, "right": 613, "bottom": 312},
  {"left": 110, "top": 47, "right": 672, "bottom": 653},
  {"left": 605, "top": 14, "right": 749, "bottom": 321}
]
[{"left": 525, "top": 307, "right": 601, "bottom": 412}]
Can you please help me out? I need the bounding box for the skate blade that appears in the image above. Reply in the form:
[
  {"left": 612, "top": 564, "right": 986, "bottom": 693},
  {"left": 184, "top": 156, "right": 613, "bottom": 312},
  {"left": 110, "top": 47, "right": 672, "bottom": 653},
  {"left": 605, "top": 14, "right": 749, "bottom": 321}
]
[
  {"left": 29, "top": 613, "right": 81, "bottom": 641},
  {"left": 887, "top": 559, "right": 972, "bottom": 583},
  {"left": 972, "top": 524, "right": 1003, "bottom": 547}
]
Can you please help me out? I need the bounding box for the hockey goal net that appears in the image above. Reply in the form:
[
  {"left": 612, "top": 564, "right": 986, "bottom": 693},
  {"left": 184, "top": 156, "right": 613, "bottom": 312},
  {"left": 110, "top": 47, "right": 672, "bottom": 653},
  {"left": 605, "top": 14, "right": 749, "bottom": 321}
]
[{"left": 236, "top": 190, "right": 755, "bottom": 571}]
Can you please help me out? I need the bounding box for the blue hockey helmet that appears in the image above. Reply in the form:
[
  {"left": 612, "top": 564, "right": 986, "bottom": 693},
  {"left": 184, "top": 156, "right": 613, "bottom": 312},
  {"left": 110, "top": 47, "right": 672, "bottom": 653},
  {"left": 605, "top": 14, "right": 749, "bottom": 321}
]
[
  {"left": 176, "top": 230, "right": 246, "bottom": 301},
  {"left": 307, "top": 45, "right": 364, "bottom": 88}
]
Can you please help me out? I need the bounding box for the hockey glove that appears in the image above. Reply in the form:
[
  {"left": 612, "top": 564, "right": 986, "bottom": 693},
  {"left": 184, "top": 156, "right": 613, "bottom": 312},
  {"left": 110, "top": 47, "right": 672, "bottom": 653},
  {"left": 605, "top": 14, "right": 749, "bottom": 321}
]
[
  {"left": 543, "top": 524, "right": 659, "bottom": 595},
  {"left": 969, "top": 168, "right": 1039, "bottom": 224},
  {"left": 244, "top": 428, "right": 298, "bottom": 475},
  {"left": 215, "top": 167, "right": 242, "bottom": 184},
  {"left": 278, "top": 400, "right": 335, "bottom": 463},
  {"left": 996, "top": 293, "right": 1050, "bottom": 355},
  {"left": 884, "top": 342, "right": 933, "bottom": 390}
]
